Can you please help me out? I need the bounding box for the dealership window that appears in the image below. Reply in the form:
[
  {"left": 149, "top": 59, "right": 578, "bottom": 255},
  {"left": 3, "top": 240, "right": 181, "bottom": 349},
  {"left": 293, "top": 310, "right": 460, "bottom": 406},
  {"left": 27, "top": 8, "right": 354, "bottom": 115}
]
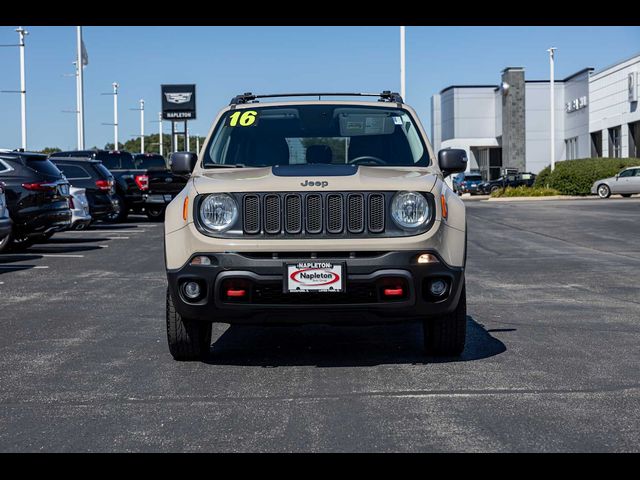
[
  {"left": 565, "top": 137, "right": 578, "bottom": 160},
  {"left": 590, "top": 131, "right": 602, "bottom": 158},
  {"left": 608, "top": 126, "right": 622, "bottom": 158},
  {"left": 630, "top": 121, "right": 640, "bottom": 158}
]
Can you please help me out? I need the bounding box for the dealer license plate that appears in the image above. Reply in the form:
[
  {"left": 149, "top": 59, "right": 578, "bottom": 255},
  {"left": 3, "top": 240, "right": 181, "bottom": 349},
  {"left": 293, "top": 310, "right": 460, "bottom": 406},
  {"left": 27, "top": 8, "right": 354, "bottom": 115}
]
[{"left": 285, "top": 262, "right": 344, "bottom": 293}]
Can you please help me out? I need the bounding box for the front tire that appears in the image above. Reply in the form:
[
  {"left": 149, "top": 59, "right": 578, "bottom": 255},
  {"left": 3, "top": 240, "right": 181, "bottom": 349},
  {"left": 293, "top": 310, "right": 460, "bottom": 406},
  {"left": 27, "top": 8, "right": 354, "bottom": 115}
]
[
  {"left": 146, "top": 206, "right": 166, "bottom": 222},
  {"left": 8, "top": 232, "right": 36, "bottom": 252},
  {"left": 166, "top": 287, "right": 212, "bottom": 361},
  {"left": 423, "top": 284, "right": 467, "bottom": 356},
  {"left": 597, "top": 184, "right": 611, "bottom": 199},
  {"left": 0, "top": 231, "right": 11, "bottom": 253},
  {"left": 104, "top": 194, "right": 129, "bottom": 223}
]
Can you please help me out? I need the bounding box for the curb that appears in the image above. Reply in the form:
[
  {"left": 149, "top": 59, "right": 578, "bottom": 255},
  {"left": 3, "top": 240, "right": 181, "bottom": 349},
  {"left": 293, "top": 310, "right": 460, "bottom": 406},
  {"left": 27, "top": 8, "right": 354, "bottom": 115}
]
[{"left": 485, "top": 195, "right": 591, "bottom": 202}]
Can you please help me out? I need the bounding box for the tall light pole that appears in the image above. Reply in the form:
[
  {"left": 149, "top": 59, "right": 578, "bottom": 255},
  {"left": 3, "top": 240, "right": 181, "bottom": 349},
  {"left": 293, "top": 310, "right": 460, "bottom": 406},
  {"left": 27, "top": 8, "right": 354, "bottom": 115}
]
[
  {"left": 139, "top": 99, "right": 145, "bottom": 153},
  {"left": 101, "top": 82, "right": 119, "bottom": 149},
  {"left": 1, "top": 27, "right": 28, "bottom": 149},
  {"left": 17, "top": 27, "right": 28, "bottom": 150},
  {"left": 76, "top": 26, "right": 85, "bottom": 149},
  {"left": 74, "top": 61, "right": 81, "bottom": 148},
  {"left": 548, "top": 47, "right": 557, "bottom": 171},
  {"left": 196, "top": 134, "right": 200, "bottom": 155},
  {"left": 400, "top": 26, "right": 406, "bottom": 100},
  {"left": 186, "top": 125, "right": 190, "bottom": 152},
  {"left": 158, "top": 112, "right": 163, "bottom": 157},
  {"left": 113, "top": 82, "right": 119, "bottom": 149}
]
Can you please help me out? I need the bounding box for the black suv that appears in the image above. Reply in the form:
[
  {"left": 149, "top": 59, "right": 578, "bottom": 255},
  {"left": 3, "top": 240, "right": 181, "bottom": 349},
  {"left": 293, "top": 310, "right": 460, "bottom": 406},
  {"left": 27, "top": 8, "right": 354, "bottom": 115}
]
[
  {"left": 52, "top": 150, "right": 147, "bottom": 222},
  {"left": 480, "top": 172, "right": 537, "bottom": 194},
  {"left": 0, "top": 151, "right": 71, "bottom": 251},
  {"left": 134, "top": 153, "right": 189, "bottom": 221},
  {"left": 49, "top": 157, "right": 120, "bottom": 223}
]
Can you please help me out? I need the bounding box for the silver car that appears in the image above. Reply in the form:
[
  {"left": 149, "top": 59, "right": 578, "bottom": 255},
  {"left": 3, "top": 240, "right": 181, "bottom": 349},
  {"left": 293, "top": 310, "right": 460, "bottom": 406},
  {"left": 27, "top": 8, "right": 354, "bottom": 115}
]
[
  {"left": 591, "top": 166, "right": 640, "bottom": 199},
  {"left": 69, "top": 186, "right": 91, "bottom": 230}
]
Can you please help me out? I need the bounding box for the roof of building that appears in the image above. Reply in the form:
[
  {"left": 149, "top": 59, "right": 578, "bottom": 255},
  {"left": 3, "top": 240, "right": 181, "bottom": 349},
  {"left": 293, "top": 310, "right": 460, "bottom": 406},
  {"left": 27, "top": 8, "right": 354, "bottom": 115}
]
[
  {"left": 439, "top": 84, "right": 497, "bottom": 95},
  {"left": 591, "top": 52, "right": 640, "bottom": 77}
]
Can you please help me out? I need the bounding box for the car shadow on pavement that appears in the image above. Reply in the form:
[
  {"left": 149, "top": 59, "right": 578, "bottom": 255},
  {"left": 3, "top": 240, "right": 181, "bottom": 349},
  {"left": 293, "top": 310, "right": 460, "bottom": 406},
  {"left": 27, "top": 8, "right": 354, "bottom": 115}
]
[
  {"left": 203, "top": 316, "right": 507, "bottom": 367},
  {"left": 0, "top": 264, "right": 43, "bottom": 274},
  {"left": 25, "top": 244, "right": 106, "bottom": 254}
]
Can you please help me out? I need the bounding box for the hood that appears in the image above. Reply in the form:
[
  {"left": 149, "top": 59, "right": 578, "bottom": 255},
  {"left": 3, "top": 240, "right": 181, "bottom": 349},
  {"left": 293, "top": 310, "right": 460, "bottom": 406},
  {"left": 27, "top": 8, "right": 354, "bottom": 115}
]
[
  {"left": 192, "top": 165, "right": 439, "bottom": 194},
  {"left": 594, "top": 176, "right": 616, "bottom": 185}
]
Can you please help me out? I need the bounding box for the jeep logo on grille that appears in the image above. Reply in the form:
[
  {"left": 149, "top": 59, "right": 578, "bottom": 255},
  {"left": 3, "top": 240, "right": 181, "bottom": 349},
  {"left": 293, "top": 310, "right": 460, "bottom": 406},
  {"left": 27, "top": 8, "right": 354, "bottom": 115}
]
[{"left": 300, "top": 180, "right": 329, "bottom": 188}]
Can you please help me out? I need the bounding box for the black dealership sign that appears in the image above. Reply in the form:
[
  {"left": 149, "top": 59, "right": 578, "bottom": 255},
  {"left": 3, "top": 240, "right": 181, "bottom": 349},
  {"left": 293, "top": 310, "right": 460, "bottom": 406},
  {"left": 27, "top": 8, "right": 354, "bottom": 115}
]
[{"left": 161, "top": 84, "right": 196, "bottom": 120}]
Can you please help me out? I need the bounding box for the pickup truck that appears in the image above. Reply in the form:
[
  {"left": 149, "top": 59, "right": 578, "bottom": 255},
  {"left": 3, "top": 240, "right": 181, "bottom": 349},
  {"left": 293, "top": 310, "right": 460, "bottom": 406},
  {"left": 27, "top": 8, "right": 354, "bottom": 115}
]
[
  {"left": 135, "top": 153, "right": 189, "bottom": 221},
  {"left": 52, "top": 150, "right": 147, "bottom": 222}
]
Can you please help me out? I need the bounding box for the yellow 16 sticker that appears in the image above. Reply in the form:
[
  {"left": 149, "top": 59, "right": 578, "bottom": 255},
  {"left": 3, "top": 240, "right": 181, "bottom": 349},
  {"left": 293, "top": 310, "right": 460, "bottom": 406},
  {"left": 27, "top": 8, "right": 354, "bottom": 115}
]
[{"left": 227, "top": 110, "right": 258, "bottom": 127}]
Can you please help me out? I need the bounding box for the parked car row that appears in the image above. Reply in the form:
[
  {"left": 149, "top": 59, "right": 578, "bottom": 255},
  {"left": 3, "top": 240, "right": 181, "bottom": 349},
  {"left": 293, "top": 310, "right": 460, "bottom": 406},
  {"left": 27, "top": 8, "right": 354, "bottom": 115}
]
[
  {"left": 453, "top": 171, "right": 537, "bottom": 195},
  {"left": 0, "top": 148, "right": 189, "bottom": 252}
]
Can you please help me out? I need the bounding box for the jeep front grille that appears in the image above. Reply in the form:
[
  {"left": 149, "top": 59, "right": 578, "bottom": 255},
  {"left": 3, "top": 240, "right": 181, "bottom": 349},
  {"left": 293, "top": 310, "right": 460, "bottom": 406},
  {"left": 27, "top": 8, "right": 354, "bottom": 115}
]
[{"left": 241, "top": 192, "right": 387, "bottom": 237}]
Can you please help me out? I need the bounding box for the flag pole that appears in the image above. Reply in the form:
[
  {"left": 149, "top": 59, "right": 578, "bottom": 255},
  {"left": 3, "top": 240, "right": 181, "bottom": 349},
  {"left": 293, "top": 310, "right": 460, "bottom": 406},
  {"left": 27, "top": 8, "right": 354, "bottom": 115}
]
[{"left": 76, "top": 26, "right": 85, "bottom": 149}]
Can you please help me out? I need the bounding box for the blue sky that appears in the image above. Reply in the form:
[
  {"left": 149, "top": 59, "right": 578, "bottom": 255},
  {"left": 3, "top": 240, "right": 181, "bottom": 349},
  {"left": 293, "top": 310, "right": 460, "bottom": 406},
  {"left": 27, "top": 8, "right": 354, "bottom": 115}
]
[{"left": 1, "top": 26, "right": 639, "bottom": 151}]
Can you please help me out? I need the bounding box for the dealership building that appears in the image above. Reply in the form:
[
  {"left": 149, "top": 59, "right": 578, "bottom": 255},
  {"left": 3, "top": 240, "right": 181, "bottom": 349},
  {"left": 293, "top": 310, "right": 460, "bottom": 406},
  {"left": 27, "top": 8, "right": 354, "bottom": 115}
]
[{"left": 430, "top": 53, "right": 640, "bottom": 180}]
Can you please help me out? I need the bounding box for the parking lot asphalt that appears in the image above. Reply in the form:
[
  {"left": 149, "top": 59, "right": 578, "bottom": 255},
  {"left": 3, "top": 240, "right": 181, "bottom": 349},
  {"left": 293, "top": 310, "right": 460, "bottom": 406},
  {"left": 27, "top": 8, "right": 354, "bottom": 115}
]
[{"left": 1, "top": 198, "right": 639, "bottom": 452}]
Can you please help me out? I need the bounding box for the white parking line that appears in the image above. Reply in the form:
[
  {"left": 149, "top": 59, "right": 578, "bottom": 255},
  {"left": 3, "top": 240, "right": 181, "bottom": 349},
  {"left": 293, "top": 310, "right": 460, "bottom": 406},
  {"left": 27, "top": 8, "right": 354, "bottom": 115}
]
[
  {"left": 60, "top": 230, "right": 147, "bottom": 234},
  {"left": 0, "top": 265, "right": 49, "bottom": 269},
  {"left": 0, "top": 254, "right": 84, "bottom": 258}
]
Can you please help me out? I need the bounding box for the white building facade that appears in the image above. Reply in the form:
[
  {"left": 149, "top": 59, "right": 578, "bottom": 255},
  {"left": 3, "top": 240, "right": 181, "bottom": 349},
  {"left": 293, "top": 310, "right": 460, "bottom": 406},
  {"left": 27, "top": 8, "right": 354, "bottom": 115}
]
[{"left": 430, "top": 53, "right": 640, "bottom": 180}]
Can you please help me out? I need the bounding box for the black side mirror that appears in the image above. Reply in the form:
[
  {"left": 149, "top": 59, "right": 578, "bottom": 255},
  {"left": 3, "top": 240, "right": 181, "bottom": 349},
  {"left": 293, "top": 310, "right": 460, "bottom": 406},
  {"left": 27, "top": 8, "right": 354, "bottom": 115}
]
[
  {"left": 170, "top": 152, "right": 197, "bottom": 174},
  {"left": 438, "top": 149, "right": 468, "bottom": 177}
]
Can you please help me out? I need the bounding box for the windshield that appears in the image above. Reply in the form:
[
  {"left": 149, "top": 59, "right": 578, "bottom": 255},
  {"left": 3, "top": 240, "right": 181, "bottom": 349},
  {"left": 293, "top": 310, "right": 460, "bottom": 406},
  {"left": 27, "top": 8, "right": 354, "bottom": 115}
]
[
  {"left": 134, "top": 154, "right": 166, "bottom": 169},
  {"left": 203, "top": 105, "right": 429, "bottom": 168},
  {"left": 94, "top": 151, "right": 136, "bottom": 170}
]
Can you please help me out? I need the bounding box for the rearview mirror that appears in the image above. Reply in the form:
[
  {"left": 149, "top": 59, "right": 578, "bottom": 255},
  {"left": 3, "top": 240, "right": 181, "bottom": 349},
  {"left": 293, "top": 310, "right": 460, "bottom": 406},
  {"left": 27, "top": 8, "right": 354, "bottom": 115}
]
[
  {"left": 438, "top": 149, "right": 468, "bottom": 177},
  {"left": 170, "top": 152, "right": 197, "bottom": 175}
]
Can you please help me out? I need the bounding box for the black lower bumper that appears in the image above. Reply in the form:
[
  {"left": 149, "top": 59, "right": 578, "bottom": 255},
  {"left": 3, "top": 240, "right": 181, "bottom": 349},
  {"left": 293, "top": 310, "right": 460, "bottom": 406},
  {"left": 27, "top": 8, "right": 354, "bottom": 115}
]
[
  {"left": 167, "top": 250, "right": 465, "bottom": 325},
  {"left": 87, "top": 193, "right": 119, "bottom": 220},
  {"left": 16, "top": 208, "right": 72, "bottom": 236}
]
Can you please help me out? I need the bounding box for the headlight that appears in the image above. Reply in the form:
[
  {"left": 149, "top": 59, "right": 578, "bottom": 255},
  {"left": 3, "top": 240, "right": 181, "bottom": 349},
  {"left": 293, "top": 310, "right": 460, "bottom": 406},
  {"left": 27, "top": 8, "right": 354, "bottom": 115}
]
[
  {"left": 199, "top": 193, "right": 238, "bottom": 232},
  {"left": 391, "top": 191, "right": 430, "bottom": 229}
]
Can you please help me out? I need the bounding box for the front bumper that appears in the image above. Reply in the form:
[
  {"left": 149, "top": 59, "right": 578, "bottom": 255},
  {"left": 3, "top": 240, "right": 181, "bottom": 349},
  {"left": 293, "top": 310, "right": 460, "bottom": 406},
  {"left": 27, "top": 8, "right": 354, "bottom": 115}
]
[{"left": 167, "top": 250, "right": 464, "bottom": 325}]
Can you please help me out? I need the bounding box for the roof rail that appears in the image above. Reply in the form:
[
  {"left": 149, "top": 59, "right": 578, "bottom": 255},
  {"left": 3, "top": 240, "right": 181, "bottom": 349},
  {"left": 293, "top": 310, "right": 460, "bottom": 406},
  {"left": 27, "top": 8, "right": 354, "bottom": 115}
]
[{"left": 229, "top": 91, "right": 404, "bottom": 105}]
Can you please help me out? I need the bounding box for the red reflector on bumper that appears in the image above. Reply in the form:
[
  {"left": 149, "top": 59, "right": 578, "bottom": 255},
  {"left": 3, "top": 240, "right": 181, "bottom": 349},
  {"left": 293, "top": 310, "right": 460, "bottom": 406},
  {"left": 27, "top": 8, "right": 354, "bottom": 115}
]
[
  {"left": 226, "top": 289, "right": 246, "bottom": 297},
  {"left": 383, "top": 288, "right": 404, "bottom": 297}
]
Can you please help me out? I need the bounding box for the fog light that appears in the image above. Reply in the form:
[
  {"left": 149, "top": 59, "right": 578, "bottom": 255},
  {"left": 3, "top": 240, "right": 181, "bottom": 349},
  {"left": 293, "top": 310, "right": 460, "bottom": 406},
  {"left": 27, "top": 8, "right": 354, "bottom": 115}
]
[
  {"left": 429, "top": 279, "right": 447, "bottom": 296},
  {"left": 190, "top": 255, "right": 211, "bottom": 266},
  {"left": 183, "top": 281, "right": 201, "bottom": 299},
  {"left": 417, "top": 253, "right": 439, "bottom": 264}
]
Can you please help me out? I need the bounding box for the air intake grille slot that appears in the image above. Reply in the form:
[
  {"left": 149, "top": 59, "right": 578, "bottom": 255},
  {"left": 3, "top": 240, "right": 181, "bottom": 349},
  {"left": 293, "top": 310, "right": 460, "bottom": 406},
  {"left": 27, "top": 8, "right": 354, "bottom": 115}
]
[
  {"left": 347, "top": 194, "right": 364, "bottom": 233},
  {"left": 243, "top": 195, "right": 260, "bottom": 234},
  {"left": 285, "top": 195, "right": 302, "bottom": 233},
  {"left": 368, "top": 194, "right": 385, "bottom": 233},
  {"left": 264, "top": 195, "right": 281, "bottom": 234},
  {"left": 326, "top": 195, "right": 344, "bottom": 234},
  {"left": 306, "top": 194, "right": 322, "bottom": 234}
]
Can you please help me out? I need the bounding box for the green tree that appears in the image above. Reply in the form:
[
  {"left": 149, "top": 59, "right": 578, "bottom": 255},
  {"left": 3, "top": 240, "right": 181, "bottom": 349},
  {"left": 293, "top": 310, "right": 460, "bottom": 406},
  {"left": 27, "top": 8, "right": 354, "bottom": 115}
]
[{"left": 39, "top": 147, "right": 61, "bottom": 155}]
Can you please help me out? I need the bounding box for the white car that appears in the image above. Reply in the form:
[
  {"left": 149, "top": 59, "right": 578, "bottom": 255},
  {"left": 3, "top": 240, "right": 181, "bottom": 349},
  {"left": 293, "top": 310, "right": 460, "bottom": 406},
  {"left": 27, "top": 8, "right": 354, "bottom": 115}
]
[
  {"left": 592, "top": 166, "right": 640, "bottom": 198},
  {"left": 69, "top": 186, "right": 91, "bottom": 230}
]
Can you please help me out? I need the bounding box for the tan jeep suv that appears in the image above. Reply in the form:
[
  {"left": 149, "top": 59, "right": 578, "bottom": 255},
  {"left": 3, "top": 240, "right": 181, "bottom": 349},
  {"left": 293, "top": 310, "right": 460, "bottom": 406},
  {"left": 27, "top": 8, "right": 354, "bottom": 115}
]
[{"left": 164, "top": 92, "right": 469, "bottom": 360}]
